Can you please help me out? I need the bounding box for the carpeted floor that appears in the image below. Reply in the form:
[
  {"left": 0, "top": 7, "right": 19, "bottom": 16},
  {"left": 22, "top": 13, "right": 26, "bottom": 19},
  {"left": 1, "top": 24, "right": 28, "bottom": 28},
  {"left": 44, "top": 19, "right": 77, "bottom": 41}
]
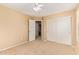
[{"left": 0, "top": 40, "right": 76, "bottom": 55}]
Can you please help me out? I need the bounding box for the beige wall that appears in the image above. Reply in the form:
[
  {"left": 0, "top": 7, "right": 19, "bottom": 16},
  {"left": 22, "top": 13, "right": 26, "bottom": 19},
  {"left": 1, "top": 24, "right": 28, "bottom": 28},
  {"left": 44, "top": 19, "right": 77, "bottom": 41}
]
[
  {"left": 44, "top": 10, "right": 77, "bottom": 47},
  {"left": 0, "top": 5, "right": 29, "bottom": 50},
  {"left": 76, "top": 7, "right": 79, "bottom": 44},
  {"left": 73, "top": 7, "right": 79, "bottom": 54}
]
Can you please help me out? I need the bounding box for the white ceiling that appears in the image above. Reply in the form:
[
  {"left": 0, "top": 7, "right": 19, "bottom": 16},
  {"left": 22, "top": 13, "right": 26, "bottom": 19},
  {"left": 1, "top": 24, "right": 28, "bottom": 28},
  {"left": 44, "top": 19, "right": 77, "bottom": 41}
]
[{"left": 1, "top": 3, "right": 78, "bottom": 16}]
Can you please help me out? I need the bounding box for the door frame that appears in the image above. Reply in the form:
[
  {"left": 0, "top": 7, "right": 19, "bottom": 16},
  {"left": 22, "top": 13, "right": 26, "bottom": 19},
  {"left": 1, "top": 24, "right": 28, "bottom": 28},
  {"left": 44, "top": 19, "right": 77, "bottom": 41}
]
[{"left": 28, "top": 19, "right": 43, "bottom": 41}]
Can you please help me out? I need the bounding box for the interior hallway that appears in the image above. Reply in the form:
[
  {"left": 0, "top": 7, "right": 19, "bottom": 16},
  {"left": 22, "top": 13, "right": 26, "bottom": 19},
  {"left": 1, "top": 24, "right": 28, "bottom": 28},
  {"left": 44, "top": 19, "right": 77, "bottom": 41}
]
[{"left": 0, "top": 39, "right": 76, "bottom": 55}]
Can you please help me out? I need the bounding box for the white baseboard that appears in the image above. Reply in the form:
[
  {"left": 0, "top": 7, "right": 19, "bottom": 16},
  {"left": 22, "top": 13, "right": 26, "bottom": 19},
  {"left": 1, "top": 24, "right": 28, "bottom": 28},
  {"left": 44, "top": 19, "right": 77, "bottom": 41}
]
[{"left": 0, "top": 41, "right": 28, "bottom": 52}]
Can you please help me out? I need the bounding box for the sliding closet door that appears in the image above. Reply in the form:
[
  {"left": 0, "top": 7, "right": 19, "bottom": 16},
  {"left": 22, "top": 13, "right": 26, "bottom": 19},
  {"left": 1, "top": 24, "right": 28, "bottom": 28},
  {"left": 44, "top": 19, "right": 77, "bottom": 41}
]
[
  {"left": 29, "top": 19, "right": 35, "bottom": 41},
  {"left": 47, "top": 16, "right": 71, "bottom": 45}
]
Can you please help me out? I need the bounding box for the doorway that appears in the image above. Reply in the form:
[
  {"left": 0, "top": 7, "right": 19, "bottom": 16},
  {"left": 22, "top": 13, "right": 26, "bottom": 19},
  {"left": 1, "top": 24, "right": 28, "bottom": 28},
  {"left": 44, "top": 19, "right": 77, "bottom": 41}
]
[
  {"left": 29, "top": 19, "right": 42, "bottom": 41},
  {"left": 35, "top": 21, "right": 42, "bottom": 40}
]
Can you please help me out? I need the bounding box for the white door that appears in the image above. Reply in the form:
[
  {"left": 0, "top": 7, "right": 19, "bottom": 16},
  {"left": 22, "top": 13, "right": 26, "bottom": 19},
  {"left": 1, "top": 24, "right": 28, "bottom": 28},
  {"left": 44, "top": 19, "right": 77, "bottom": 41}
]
[
  {"left": 29, "top": 19, "right": 35, "bottom": 41},
  {"left": 47, "top": 16, "right": 71, "bottom": 45}
]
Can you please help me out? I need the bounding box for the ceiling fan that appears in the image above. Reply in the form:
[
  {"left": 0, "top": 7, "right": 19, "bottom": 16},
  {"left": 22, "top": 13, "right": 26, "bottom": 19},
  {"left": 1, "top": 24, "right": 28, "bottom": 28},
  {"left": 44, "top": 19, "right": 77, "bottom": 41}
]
[{"left": 33, "top": 3, "right": 44, "bottom": 12}]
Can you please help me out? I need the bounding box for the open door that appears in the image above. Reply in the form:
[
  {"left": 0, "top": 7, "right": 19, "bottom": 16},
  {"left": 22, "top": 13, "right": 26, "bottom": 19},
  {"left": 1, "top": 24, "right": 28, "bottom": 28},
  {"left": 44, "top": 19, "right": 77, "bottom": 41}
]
[{"left": 29, "top": 19, "right": 35, "bottom": 41}]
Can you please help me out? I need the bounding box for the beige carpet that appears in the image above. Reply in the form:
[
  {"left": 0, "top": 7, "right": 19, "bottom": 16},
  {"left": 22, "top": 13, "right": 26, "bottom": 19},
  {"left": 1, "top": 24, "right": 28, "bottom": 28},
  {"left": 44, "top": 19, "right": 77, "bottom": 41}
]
[{"left": 0, "top": 40, "right": 76, "bottom": 55}]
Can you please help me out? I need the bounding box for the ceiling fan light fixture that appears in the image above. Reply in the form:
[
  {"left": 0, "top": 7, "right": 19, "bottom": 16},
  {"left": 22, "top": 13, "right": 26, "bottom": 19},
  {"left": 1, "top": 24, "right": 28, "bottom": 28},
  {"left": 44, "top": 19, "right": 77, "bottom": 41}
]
[
  {"left": 33, "top": 7, "right": 41, "bottom": 11},
  {"left": 33, "top": 3, "right": 43, "bottom": 12}
]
